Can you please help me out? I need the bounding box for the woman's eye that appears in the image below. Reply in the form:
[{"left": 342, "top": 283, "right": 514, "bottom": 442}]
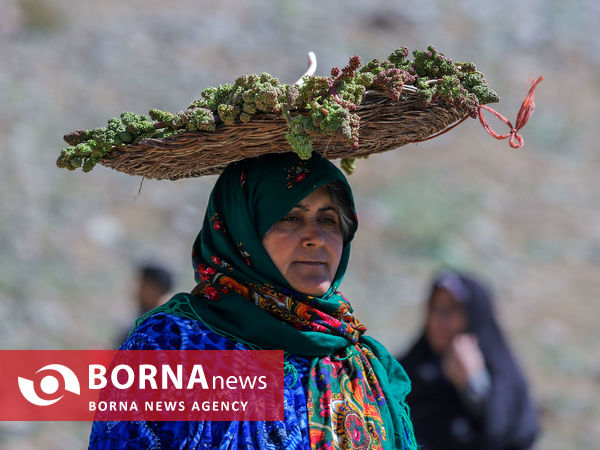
[
  {"left": 281, "top": 215, "right": 300, "bottom": 222},
  {"left": 320, "top": 217, "right": 338, "bottom": 225}
]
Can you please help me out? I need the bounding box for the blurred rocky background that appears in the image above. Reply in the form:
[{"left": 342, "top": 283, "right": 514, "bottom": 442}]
[{"left": 1, "top": 0, "right": 599, "bottom": 448}]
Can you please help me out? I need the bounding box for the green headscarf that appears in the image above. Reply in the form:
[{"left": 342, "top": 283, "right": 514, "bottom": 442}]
[
  {"left": 194, "top": 152, "right": 355, "bottom": 297},
  {"left": 137, "top": 153, "right": 415, "bottom": 449}
]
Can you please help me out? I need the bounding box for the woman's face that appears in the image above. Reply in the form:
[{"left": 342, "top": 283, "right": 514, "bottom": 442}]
[
  {"left": 262, "top": 185, "right": 344, "bottom": 296},
  {"left": 425, "top": 288, "right": 467, "bottom": 354}
]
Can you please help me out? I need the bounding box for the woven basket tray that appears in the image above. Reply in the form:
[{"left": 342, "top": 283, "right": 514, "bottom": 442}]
[{"left": 99, "top": 88, "right": 467, "bottom": 180}]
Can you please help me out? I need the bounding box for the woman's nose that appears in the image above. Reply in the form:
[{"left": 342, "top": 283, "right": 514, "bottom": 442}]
[{"left": 301, "top": 221, "right": 325, "bottom": 247}]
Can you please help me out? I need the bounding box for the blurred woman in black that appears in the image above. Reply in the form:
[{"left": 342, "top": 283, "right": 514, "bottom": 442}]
[{"left": 399, "top": 271, "right": 538, "bottom": 449}]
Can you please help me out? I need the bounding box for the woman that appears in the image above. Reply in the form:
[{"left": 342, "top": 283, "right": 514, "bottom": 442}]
[
  {"left": 399, "top": 272, "right": 538, "bottom": 450},
  {"left": 90, "top": 152, "right": 416, "bottom": 449}
]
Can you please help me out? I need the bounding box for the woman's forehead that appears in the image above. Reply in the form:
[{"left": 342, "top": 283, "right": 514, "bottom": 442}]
[
  {"left": 294, "top": 185, "right": 336, "bottom": 209},
  {"left": 431, "top": 288, "right": 463, "bottom": 308}
]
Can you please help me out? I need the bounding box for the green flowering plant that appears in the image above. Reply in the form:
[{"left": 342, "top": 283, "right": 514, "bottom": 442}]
[{"left": 58, "top": 46, "right": 498, "bottom": 174}]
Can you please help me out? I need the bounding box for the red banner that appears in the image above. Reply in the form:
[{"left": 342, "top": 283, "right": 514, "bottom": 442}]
[{"left": 0, "top": 350, "right": 284, "bottom": 421}]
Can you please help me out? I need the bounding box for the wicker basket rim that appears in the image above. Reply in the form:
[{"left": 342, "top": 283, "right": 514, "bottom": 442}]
[{"left": 98, "top": 89, "right": 470, "bottom": 180}]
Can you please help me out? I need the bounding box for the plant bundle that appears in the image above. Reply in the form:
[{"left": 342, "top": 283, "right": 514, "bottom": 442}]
[{"left": 58, "top": 46, "right": 499, "bottom": 175}]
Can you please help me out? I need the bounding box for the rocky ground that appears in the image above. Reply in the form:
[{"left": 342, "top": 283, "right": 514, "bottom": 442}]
[{"left": 1, "top": 0, "right": 599, "bottom": 448}]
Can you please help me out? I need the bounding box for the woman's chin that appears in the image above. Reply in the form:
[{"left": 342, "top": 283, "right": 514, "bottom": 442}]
[{"left": 289, "top": 278, "right": 331, "bottom": 297}]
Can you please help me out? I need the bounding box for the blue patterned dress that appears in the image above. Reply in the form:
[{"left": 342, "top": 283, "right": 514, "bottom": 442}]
[{"left": 89, "top": 313, "right": 311, "bottom": 449}]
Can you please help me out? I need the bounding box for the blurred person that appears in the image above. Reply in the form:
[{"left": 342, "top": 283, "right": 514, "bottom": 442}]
[
  {"left": 399, "top": 271, "right": 538, "bottom": 450},
  {"left": 115, "top": 263, "right": 174, "bottom": 347},
  {"left": 90, "top": 153, "right": 417, "bottom": 449},
  {"left": 134, "top": 263, "right": 174, "bottom": 315}
]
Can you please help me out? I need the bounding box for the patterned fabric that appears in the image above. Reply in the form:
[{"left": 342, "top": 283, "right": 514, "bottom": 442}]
[
  {"left": 307, "top": 348, "right": 388, "bottom": 449},
  {"left": 192, "top": 274, "right": 366, "bottom": 343},
  {"left": 190, "top": 272, "right": 391, "bottom": 449},
  {"left": 89, "top": 312, "right": 311, "bottom": 449}
]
